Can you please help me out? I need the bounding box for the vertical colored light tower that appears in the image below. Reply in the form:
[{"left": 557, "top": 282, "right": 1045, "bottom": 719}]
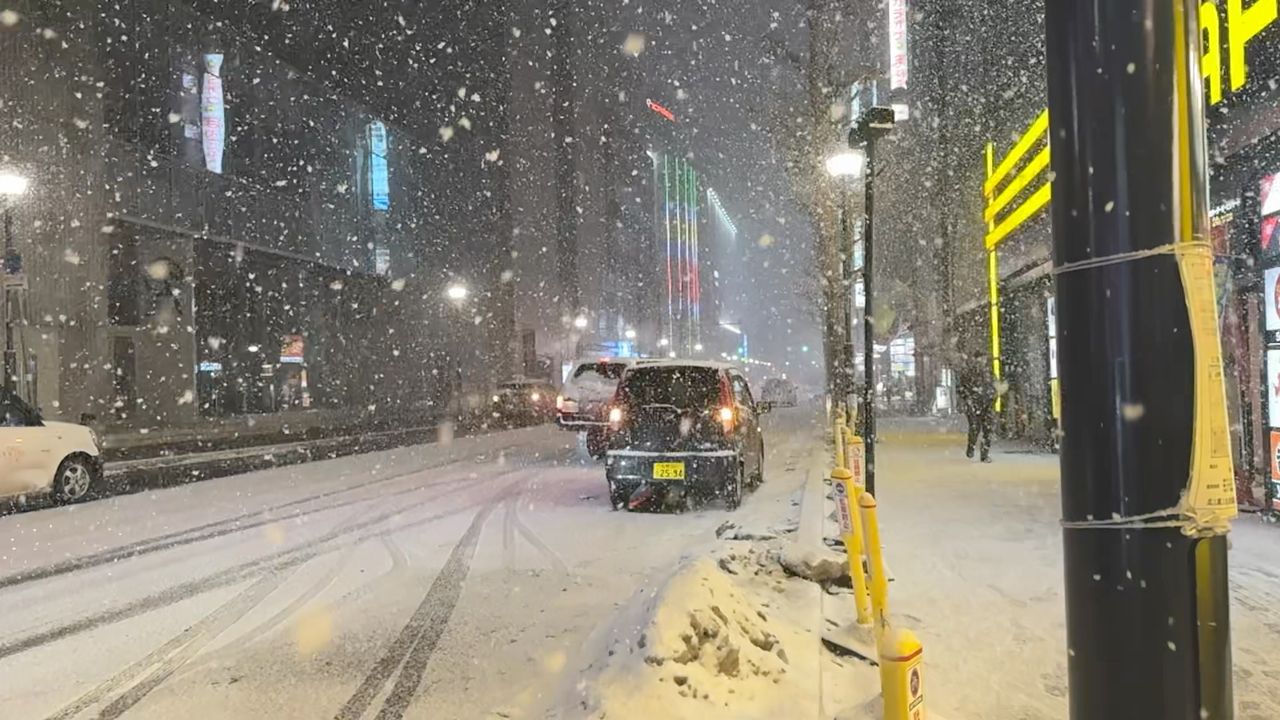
[{"left": 657, "top": 152, "right": 702, "bottom": 356}]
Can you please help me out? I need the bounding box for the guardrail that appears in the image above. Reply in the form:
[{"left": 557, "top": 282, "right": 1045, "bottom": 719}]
[{"left": 103, "top": 424, "right": 441, "bottom": 479}]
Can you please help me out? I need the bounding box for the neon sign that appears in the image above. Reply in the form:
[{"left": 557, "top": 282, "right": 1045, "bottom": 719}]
[{"left": 647, "top": 99, "right": 675, "bottom": 121}]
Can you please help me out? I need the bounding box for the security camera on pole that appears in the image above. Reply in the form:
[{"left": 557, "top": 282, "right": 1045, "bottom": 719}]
[{"left": 848, "top": 107, "right": 894, "bottom": 496}]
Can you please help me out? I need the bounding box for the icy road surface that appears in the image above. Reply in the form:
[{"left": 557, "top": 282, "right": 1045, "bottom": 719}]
[{"left": 0, "top": 410, "right": 822, "bottom": 720}]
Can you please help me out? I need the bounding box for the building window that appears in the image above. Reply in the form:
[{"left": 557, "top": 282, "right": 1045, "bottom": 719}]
[
  {"left": 107, "top": 234, "right": 142, "bottom": 326},
  {"left": 112, "top": 337, "right": 137, "bottom": 418}
]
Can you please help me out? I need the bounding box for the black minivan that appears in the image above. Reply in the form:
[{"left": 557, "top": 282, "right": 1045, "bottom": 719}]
[{"left": 603, "top": 361, "right": 767, "bottom": 511}]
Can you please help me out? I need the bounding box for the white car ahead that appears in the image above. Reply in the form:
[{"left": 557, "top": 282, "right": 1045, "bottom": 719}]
[{"left": 0, "top": 390, "right": 102, "bottom": 504}]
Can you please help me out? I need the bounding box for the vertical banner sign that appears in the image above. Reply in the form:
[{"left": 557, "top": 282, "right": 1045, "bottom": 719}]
[
  {"left": 201, "top": 54, "right": 225, "bottom": 174},
  {"left": 368, "top": 121, "right": 390, "bottom": 211},
  {"left": 1177, "top": 242, "right": 1238, "bottom": 528},
  {"left": 1048, "top": 297, "right": 1061, "bottom": 420},
  {"left": 1271, "top": 430, "right": 1280, "bottom": 511},
  {"left": 888, "top": 0, "right": 909, "bottom": 89}
]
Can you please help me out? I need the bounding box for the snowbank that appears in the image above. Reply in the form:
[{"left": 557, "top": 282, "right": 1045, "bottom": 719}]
[{"left": 549, "top": 541, "right": 821, "bottom": 720}]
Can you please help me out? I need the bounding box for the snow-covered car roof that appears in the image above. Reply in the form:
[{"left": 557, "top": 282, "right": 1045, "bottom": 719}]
[
  {"left": 623, "top": 359, "right": 743, "bottom": 372},
  {"left": 569, "top": 357, "right": 661, "bottom": 367}
]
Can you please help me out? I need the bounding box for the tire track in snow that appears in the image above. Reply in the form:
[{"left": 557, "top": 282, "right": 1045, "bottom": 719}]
[
  {"left": 0, "top": 461, "right": 481, "bottom": 591},
  {"left": 333, "top": 486, "right": 512, "bottom": 720},
  {"left": 46, "top": 565, "right": 303, "bottom": 720},
  {"left": 169, "top": 543, "right": 361, "bottom": 683},
  {"left": 0, "top": 468, "right": 520, "bottom": 661},
  {"left": 510, "top": 499, "right": 570, "bottom": 574}
]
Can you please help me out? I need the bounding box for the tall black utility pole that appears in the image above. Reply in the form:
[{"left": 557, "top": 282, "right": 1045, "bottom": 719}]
[
  {"left": 3, "top": 209, "right": 17, "bottom": 394},
  {"left": 861, "top": 138, "right": 876, "bottom": 495},
  {"left": 850, "top": 107, "right": 894, "bottom": 496},
  {"left": 1046, "top": 1, "right": 1235, "bottom": 718}
]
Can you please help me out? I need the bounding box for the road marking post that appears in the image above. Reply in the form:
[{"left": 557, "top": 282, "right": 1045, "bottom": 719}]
[
  {"left": 831, "top": 467, "right": 872, "bottom": 625},
  {"left": 880, "top": 627, "right": 926, "bottom": 720},
  {"left": 834, "top": 410, "right": 847, "bottom": 470},
  {"left": 859, "top": 491, "right": 890, "bottom": 646}
]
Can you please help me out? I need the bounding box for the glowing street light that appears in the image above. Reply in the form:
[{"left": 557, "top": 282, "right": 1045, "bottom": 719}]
[
  {"left": 573, "top": 315, "right": 589, "bottom": 330},
  {"left": 825, "top": 150, "right": 865, "bottom": 178},
  {"left": 658, "top": 337, "right": 670, "bottom": 347},
  {"left": 445, "top": 283, "right": 469, "bottom": 302},
  {"left": 694, "top": 343, "right": 704, "bottom": 352},
  {"left": 0, "top": 173, "right": 29, "bottom": 196},
  {"left": 624, "top": 329, "right": 637, "bottom": 339}
]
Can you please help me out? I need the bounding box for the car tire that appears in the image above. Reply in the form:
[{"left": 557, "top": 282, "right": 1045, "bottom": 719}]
[
  {"left": 586, "top": 428, "right": 607, "bottom": 459},
  {"left": 608, "top": 479, "right": 629, "bottom": 511},
  {"left": 52, "top": 454, "right": 95, "bottom": 504},
  {"left": 724, "top": 462, "right": 744, "bottom": 511},
  {"left": 752, "top": 440, "right": 766, "bottom": 488}
]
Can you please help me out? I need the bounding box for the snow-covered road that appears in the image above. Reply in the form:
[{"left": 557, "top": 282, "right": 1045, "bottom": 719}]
[
  {"left": 0, "top": 410, "right": 824, "bottom": 720},
  {"left": 8, "top": 411, "right": 1280, "bottom": 720}
]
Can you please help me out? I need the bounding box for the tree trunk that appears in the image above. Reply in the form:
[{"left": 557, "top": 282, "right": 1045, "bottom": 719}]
[{"left": 806, "top": 0, "right": 846, "bottom": 402}]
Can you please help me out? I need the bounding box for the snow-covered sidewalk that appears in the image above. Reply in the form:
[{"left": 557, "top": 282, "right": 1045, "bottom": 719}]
[{"left": 869, "top": 425, "right": 1280, "bottom": 720}]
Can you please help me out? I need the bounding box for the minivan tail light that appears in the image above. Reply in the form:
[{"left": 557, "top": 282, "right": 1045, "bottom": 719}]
[
  {"left": 556, "top": 395, "right": 565, "bottom": 411},
  {"left": 718, "top": 374, "right": 736, "bottom": 433},
  {"left": 718, "top": 406, "right": 735, "bottom": 433}
]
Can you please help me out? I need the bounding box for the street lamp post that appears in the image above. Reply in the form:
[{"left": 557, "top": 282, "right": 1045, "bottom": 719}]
[
  {"left": 826, "top": 150, "right": 864, "bottom": 419},
  {"left": 0, "top": 172, "right": 29, "bottom": 395},
  {"left": 849, "top": 108, "right": 894, "bottom": 496},
  {"left": 445, "top": 282, "right": 469, "bottom": 418}
]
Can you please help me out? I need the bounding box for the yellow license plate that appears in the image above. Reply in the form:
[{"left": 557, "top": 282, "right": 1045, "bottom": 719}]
[{"left": 652, "top": 462, "right": 686, "bottom": 480}]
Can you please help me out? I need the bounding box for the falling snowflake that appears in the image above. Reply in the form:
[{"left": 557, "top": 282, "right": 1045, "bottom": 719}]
[{"left": 622, "top": 33, "right": 646, "bottom": 56}]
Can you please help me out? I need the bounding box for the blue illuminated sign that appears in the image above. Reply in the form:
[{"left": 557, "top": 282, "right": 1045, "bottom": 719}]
[{"left": 368, "top": 121, "right": 389, "bottom": 211}]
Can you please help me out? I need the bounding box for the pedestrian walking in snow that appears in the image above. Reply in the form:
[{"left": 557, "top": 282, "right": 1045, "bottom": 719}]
[{"left": 958, "top": 352, "right": 995, "bottom": 462}]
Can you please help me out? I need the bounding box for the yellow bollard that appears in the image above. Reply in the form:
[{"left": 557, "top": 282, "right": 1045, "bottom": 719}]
[
  {"left": 831, "top": 467, "right": 872, "bottom": 625},
  {"left": 880, "top": 627, "right": 926, "bottom": 720},
  {"left": 859, "top": 492, "right": 890, "bottom": 642},
  {"left": 833, "top": 411, "right": 847, "bottom": 470}
]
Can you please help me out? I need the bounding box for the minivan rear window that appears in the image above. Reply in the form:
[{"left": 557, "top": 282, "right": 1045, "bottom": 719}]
[
  {"left": 619, "top": 366, "right": 721, "bottom": 409},
  {"left": 572, "top": 362, "right": 625, "bottom": 381}
]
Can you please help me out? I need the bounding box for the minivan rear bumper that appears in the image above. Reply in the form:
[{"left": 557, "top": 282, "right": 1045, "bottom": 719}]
[
  {"left": 605, "top": 449, "right": 739, "bottom": 495},
  {"left": 557, "top": 413, "right": 607, "bottom": 429}
]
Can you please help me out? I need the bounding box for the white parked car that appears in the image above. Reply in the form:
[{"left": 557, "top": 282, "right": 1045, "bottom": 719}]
[{"left": 0, "top": 390, "right": 102, "bottom": 504}]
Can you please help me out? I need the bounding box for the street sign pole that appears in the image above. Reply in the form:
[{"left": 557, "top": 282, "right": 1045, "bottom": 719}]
[
  {"left": 3, "top": 208, "right": 18, "bottom": 395},
  {"left": 1046, "top": 1, "right": 1235, "bottom": 718},
  {"left": 861, "top": 136, "right": 876, "bottom": 496},
  {"left": 850, "top": 107, "right": 895, "bottom": 496}
]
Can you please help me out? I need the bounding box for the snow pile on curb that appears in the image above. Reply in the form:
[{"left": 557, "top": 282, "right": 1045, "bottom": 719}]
[{"left": 549, "top": 541, "right": 820, "bottom": 720}]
